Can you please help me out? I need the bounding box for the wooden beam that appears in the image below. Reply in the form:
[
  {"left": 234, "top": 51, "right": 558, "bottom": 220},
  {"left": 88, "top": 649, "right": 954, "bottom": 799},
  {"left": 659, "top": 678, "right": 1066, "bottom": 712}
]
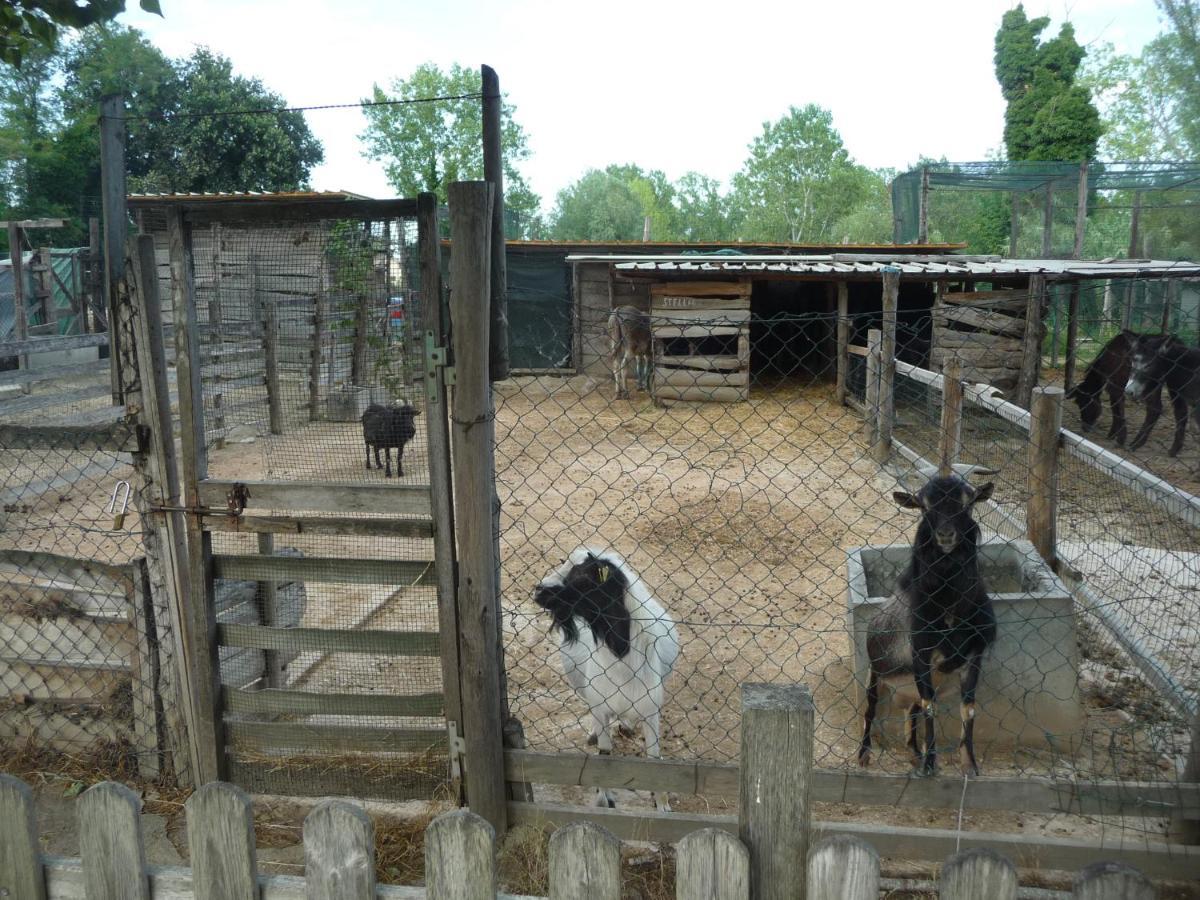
[
  {"left": 1028, "top": 386, "right": 1064, "bottom": 565},
  {"left": 939, "top": 356, "right": 964, "bottom": 475},
  {"left": 225, "top": 722, "right": 445, "bottom": 754},
  {"left": 0, "top": 218, "right": 64, "bottom": 229},
  {"left": 0, "top": 419, "right": 136, "bottom": 452},
  {"left": 99, "top": 95, "right": 126, "bottom": 404},
  {"left": 176, "top": 198, "right": 418, "bottom": 226},
  {"left": 1063, "top": 283, "right": 1082, "bottom": 391},
  {"left": 0, "top": 331, "right": 109, "bottom": 357},
  {"left": 1016, "top": 275, "right": 1046, "bottom": 408},
  {"left": 196, "top": 480, "right": 432, "bottom": 517},
  {"left": 212, "top": 554, "right": 436, "bottom": 586},
  {"left": 876, "top": 268, "right": 898, "bottom": 463},
  {"left": 218, "top": 624, "right": 439, "bottom": 656},
  {"left": 198, "top": 513, "right": 434, "bottom": 538},
  {"left": 222, "top": 686, "right": 443, "bottom": 718},
  {"left": 482, "top": 65, "right": 509, "bottom": 382}
]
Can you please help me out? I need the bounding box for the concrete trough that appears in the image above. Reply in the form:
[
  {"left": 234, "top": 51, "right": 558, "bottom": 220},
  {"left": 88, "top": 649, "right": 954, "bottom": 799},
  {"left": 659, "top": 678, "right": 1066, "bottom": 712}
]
[{"left": 847, "top": 539, "right": 1083, "bottom": 754}]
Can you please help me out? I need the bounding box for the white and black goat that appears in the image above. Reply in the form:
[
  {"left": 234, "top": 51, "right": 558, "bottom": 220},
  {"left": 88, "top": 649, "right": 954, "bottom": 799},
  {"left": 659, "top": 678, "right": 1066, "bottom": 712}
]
[
  {"left": 858, "top": 475, "right": 997, "bottom": 776},
  {"left": 533, "top": 547, "right": 679, "bottom": 809}
]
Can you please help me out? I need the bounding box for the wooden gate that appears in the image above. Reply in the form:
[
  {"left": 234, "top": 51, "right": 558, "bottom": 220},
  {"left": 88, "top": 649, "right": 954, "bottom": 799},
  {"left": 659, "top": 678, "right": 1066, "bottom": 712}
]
[{"left": 126, "top": 194, "right": 461, "bottom": 800}]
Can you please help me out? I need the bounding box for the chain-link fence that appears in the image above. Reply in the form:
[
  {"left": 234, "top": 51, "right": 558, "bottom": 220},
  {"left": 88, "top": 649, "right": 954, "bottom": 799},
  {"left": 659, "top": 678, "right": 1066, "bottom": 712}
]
[{"left": 497, "top": 302, "right": 1197, "bottom": 836}]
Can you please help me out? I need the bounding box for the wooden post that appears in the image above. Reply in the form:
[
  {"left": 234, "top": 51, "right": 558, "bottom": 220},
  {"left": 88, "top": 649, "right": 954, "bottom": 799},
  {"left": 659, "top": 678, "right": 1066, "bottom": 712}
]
[
  {"left": 1072, "top": 861, "right": 1155, "bottom": 899},
  {"left": 1167, "top": 712, "right": 1200, "bottom": 844},
  {"left": 258, "top": 533, "right": 283, "bottom": 689},
  {"left": 1128, "top": 191, "right": 1143, "bottom": 259},
  {"left": 481, "top": 64, "right": 509, "bottom": 382},
  {"left": 425, "top": 810, "right": 495, "bottom": 900},
  {"left": 447, "top": 181, "right": 506, "bottom": 833},
  {"left": 1073, "top": 161, "right": 1089, "bottom": 259},
  {"left": 1050, "top": 290, "right": 1061, "bottom": 368},
  {"left": 1041, "top": 180, "right": 1054, "bottom": 258},
  {"left": 34, "top": 246, "right": 55, "bottom": 330},
  {"left": 1028, "top": 385, "right": 1063, "bottom": 567},
  {"left": 304, "top": 801, "right": 377, "bottom": 900},
  {"left": 875, "top": 268, "right": 898, "bottom": 463},
  {"left": 939, "top": 356, "right": 964, "bottom": 475},
  {"left": 918, "top": 166, "right": 930, "bottom": 243},
  {"left": 7, "top": 222, "right": 30, "bottom": 393},
  {"left": 548, "top": 822, "right": 620, "bottom": 900},
  {"left": 1016, "top": 275, "right": 1046, "bottom": 408},
  {"left": 260, "top": 263, "right": 283, "bottom": 435},
  {"left": 185, "top": 783, "right": 257, "bottom": 900},
  {"left": 739, "top": 683, "right": 814, "bottom": 900},
  {"left": 163, "top": 216, "right": 224, "bottom": 785},
  {"left": 806, "top": 835, "right": 878, "bottom": 900},
  {"left": 835, "top": 282, "right": 849, "bottom": 405},
  {"left": 309, "top": 273, "right": 325, "bottom": 421},
  {"left": 940, "top": 848, "right": 1017, "bottom": 900},
  {"left": 677, "top": 829, "right": 749, "bottom": 900},
  {"left": 1063, "top": 283, "right": 1082, "bottom": 391},
  {"left": 0, "top": 775, "right": 47, "bottom": 900},
  {"left": 419, "top": 193, "right": 463, "bottom": 734},
  {"left": 99, "top": 94, "right": 126, "bottom": 405},
  {"left": 1009, "top": 191, "right": 1020, "bottom": 257},
  {"left": 864, "top": 328, "right": 881, "bottom": 449},
  {"left": 78, "top": 782, "right": 149, "bottom": 900}
]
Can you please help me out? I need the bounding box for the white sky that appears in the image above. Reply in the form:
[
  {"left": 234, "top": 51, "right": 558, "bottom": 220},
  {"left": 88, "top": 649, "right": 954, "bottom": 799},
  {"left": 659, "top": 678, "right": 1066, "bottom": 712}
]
[{"left": 118, "top": 0, "right": 1166, "bottom": 213}]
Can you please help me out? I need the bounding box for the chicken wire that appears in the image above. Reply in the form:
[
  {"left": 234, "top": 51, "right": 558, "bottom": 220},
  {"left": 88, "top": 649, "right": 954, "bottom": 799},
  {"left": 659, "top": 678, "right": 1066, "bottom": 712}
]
[{"left": 497, "top": 306, "right": 1197, "bottom": 837}]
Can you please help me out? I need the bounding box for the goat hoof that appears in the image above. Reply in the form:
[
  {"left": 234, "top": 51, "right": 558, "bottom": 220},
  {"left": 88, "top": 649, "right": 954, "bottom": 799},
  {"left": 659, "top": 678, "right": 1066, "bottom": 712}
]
[
  {"left": 617, "top": 723, "right": 636, "bottom": 739},
  {"left": 654, "top": 794, "right": 672, "bottom": 813},
  {"left": 586, "top": 734, "right": 598, "bottom": 746},
  {"left": 857, "top": 751, "right": 871, "bottom": 768}
]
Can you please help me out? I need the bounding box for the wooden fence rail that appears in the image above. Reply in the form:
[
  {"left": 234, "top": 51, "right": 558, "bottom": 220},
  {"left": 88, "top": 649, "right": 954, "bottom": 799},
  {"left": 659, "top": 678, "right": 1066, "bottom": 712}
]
[{"left": 0, "top": 772, "right": 1167, "bottom": 900}]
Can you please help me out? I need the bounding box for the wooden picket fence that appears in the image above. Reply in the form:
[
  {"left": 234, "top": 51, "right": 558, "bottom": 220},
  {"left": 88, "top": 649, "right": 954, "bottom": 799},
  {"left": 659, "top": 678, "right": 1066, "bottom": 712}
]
[{"left": 0, "top": 771, "right": 1162, "bottom": 899}]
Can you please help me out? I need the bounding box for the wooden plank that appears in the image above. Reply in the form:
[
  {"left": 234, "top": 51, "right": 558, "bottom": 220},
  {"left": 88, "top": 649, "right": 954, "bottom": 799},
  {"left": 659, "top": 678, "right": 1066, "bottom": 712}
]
[
  {"left": 939, "top": 356, "right": 964, "bottom": 475},
  {"left": 180, "top": 197, "right": 419, "bottom": 225},
  {"left": 0, "top": 615, "right": 133, "bottom": 662},
  {"left": 929, "top": 347, "right": 1021, "bottom": 369},
  {"left": 934, "top": 307, "right": 1025, "bottom": 338},
  {"left": 212, "top": 554, "right": 435, "bottom": 586},
  {"left": 652, "top": 324, "right": 743, "bottom": 339},
  {"left": 197, "top": 480, "right": 433, "bottom": 517},
  {"left": 425, "top": 810, "right": 496, "bottom": 900},
  {"left": 0, "top": 775, "right": 47, "bottom": 900},
  {"left": 0, "top": 358, "right": 109, "bottom": 387},
  {"left": 1028, "top": 387, "right": 1063, "bottom": 565},
  {"left": 654, "top": 384, "right": 748, "bottom": 403},
  {"left": 1017, "top": 275, "right": 1046, "bottom": 408},
  {"left": 650, "top": 281, "right": 751, "bottom": 298},
  {"left": 657, "top": 354, "right": 742, "bottom": 371},
  {"left": 225, "top": 721, "right": 446, "bottom": 753},
  {"left": 0, "top": 583, "right": 128, "bottom": 621},
  {"left": 0, "top": 550, "right": 132, "bottom": 595},
  {"left": 652, "top": 295, "right": 751, "bottom": 311},
  {"left": 219, "top": 623, "right": 440, "bottom": 656},
  {"left": 847, "top": 344, "right": 869, "bottom": 357},
  {"left": 303, "top": 801, "right": 376, "bottom": 900},
  {"left": 876, "top": 269, "right": 898, "bottom": 464},
  {"left": 185, "top": 782, "right": 257, "bottom": 900},
  {"left": 942, "top": 292, "right": 1027, "bottom": 312},
  {"left": 503, "top": 751, "right": 1200, "bottom": 818},
  {"left": 677, "top": 829, "right": 749, "bottom": 900},
  {"left": 0, "top": 331, "right": 109, "bottom": 357},
  {"left": 940, "top": 848, "right": 1017, "bottom": 900},
  {"left": 932, "top": 330, "right": 1023, "bottom": 351},
  {"left": 653, "top": 368, "right": 748, "bottom": 388},
  {"left": 650, "top": 308, "right": 751, "bottom": 326},
  {"left": 224, "top": 760, "right": 446, "bottom": 804},
  {"left": 199, "top": 512, "right": 435, "bottom": 538},
  {"left": 222, "top": 686, "right": 443, "bottom": 717},
  {"left": 0, "top": 419, "right": 137, "bottom": 452},
  {"left": 448, "top": 181, "right": 507, "bottom": 833},
  {"left": 807, "top": 836, "right": 878, "bottom": 900},
  {"left": 549, "top": 822, "right": 620, "bottom": 900},
  {"left": 77, "top": 781, "right": 149, "bottom": 900},
  {"left": 127, "top": 560, "right": 161, "bottom": 779}
]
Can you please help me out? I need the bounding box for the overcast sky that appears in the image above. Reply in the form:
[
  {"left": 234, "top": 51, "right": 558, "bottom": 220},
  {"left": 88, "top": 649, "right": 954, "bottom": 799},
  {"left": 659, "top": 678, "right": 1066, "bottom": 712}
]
[{"left": 118, "top": 0, "right": 1166, "bottom": 212}]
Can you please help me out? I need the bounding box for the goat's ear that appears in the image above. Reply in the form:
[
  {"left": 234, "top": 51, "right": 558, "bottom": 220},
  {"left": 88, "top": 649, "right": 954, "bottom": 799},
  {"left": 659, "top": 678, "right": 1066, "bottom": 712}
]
[
  {"left": 971, "top": 482, "right": 995, "bottom": 505},
  {"left": 893, "top": 491, "right": 921, "bottom": 509}
]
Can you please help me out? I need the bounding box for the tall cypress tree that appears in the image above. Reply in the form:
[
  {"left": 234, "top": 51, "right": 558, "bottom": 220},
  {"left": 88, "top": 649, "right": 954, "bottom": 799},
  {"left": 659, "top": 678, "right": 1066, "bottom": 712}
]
[{"left": 994, "top": 6, "right": 1102, "bottom": 160}]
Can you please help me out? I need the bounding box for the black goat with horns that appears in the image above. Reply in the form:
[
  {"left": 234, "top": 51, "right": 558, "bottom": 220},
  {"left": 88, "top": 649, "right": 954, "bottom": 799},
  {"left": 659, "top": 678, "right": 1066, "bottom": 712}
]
[{"left": 858, "top": 474, "right": 997, "bottom": 776}]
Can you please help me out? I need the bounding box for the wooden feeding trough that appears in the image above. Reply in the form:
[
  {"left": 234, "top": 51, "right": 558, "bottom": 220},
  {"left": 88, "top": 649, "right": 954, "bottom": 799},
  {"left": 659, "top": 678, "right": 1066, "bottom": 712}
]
[
  {"left": 846, "top": 539, "right": 1084, "bottom": 753},
  {"left": 650, "top": 281, "right": 750, "bottom": 403}
]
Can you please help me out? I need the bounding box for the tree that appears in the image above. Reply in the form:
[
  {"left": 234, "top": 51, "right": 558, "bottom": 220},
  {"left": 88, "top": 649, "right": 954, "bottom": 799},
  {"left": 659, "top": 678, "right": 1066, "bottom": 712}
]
[
  {"left": 549, "top": 168, "right": 645, "bottom": 240},
  {"left": 674, "top": 172, "right": 737, "bottom": 241},
  {"left": 0, "top": 0, "right": 160, "bottom": 67},
  {"left": 360, "top": 62, "right": 540, "bottom": 235},
  {"left": 994, "top": 7, "right": 1101, "bottom": 160},
  {"left": 730, "top": 104, "right": 873, "bottom": 242}
]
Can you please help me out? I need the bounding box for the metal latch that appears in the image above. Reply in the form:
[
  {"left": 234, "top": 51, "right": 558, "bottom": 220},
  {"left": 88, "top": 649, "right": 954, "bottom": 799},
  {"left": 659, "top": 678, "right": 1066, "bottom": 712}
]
[{"left": 447, "top": 720, "right": 467, "bottom": 779}]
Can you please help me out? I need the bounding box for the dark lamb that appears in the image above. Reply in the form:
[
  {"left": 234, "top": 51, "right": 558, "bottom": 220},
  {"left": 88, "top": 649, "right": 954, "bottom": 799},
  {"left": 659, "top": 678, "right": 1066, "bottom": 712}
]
[
  {"left": 361, "top": 403, "right": 420, "bottom": 478},
  {"left": 858, "top": 474, "right": 997, "bottom": 777},
  {"left": 1065, "top": 330, "right": 1187, "bottom": 455}
]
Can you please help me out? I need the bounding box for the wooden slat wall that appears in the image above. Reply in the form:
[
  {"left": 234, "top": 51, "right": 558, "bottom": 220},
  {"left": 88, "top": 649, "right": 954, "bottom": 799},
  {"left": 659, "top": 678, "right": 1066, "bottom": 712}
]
[{"left": 651, "top": 281, "right": 751, "bottom": 403}]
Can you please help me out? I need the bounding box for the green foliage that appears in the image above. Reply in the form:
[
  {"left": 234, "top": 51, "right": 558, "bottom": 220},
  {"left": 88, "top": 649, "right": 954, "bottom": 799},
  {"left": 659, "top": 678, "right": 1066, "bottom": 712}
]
[
  {"left": 549, "top": 168, "right": 645, "bottom": 240},
  {"left": 674, "top": 171, "right": 738, "bottom": 241},
  {"left": 360, "top": 62, "right": 540, "bottom": 237},
  {"left": 994, "top": 6, "right": 1100, "bottom": 160},
  {"left": 0, "top": 0, "right": 160, "bottom": 68},
  {"left": 732, "top": 104, "right": 875, "bottom": 243}
]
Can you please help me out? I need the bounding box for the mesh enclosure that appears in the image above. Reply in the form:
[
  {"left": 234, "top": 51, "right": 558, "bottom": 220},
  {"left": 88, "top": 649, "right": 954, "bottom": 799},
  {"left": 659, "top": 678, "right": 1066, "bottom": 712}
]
[{"left": 497, "top": 301, "right": 1197, "bottom": 836}]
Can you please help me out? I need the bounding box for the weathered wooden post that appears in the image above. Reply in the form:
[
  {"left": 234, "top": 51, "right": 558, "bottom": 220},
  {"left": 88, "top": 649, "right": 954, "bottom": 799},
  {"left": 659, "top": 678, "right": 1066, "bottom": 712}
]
[
  {"left": 874, "top": 268, "right": 899, "bottom": 463},
  {"left": 939, "top": 355, "right": 964, "bottom": 475},
  {"left": 1016, "top": 274, "right": 1047, "bottom": 408},
  {"left": 304, "top": 801, "right": 377, "bottom": 900},
  {"left": 425, "top": 810, "right": 495, "bottom": 900},
  {"left": 447, "top": 180, "right": 507, "bottom": 833},
  {"left": 6, "top": 222, "right": 30, "bottom": 393},
  {"left": 677, "top": 829, "right": 749, "bottom": 900},
  {"left": 1168, "top": 711, "right": 1200, "bottom": 844},
  {"left": 258, "top": 532, "right": 283, "bottom": 689},
  {"left": 863, "top": 328, "right": 881, "bottom": 449},
  {"left": 78, "top": 782, "right": 150, "bottom": 900},
  {"left": 1028, "top": 385, "right": 1063, "bottom": 568},
  {"left": 0, "top": 774, "right": 47, "bottom": 900},
  {"left": 99, "top": 94, "right": 127, "bottom": 404},
  {"left": 1063, "top": 283, "right": 1082, "bottom": 391},
  {"left": 259, "top": 261, "right": 283, "bottom": 435},
  {"left": 835, "top": 282, "right": 849, "bottom": 406},
  {"left": 185, "top": 782, "right": 257, "bottom": 900},
  {"left": 482, "top": 64, "right": 509, "bottom": 382},
  {"left": 548, "top": 822, "right": 620, "bottom": 900},
  {"left": 739, "top": 683, "right": 814, "bottom": 900},
  {"left": 940, "top": 848, "right": 1017, "bottom": 899},
  {"left": 806, "top": 835, "right": 878, "bottom": 900},
  {"left": 1071, "top": 861, "right": 1155, "bottom": 900}
]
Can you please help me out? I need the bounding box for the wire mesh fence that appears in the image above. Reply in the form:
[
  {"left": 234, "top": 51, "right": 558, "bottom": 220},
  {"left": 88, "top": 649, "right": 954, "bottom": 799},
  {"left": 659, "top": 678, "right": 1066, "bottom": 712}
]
[{"left": 497, "top": 303, "right": 1198, "bottom": 834}]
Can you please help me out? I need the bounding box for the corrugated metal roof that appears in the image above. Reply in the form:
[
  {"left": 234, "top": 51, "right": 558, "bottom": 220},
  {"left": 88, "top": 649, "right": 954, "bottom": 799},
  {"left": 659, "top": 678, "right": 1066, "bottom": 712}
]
[
  {"left": 563, "top": 254, "right": 1200, "bottom": 280},
  {"left": 128, "top": 190, "right": 372, "bottom": 204}
]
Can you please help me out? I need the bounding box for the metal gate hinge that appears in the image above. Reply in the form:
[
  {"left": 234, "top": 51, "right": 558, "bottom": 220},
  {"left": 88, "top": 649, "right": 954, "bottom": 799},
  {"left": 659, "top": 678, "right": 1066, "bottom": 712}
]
[
  {"left": 425, "top": 332, "right": 455, "bottom": 402},
  {"left": 447, "top": 720, "right": 467, "bottom": 779}
]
